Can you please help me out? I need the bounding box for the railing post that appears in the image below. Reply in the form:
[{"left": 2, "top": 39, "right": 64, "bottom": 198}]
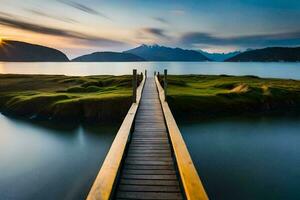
[
  {"left": 164, "top": 69, "right": 167, "bottom": 101},
  {"left": 133, "top": 69, "right": 137, "bottom": 103},
  {"left": 154, "top": 71, "right": 156, "bottom": 76},
  {"left": 157, "top": 72, "right": 160, "bottom": 80}
]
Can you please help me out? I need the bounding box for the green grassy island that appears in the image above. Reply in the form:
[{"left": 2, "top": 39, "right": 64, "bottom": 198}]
[
  {"left": 0, "top": 74, "right": 141, "bottom": 123},
  {"left": 1, "top": 74, "right": 300, "bottom": 123},
  {"left": 161, "top": 75, "right": 300, "bottom": 121}
]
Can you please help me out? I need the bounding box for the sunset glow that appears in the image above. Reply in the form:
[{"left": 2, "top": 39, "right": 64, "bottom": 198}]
[{"left": 0, "top": 0, "right": 299, "bottom": 58}]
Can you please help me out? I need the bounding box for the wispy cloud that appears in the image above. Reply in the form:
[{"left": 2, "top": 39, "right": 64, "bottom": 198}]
[
  {"left": 152, "top": 17, "right": 169, "bottom": 25},
  {"left": 27, "top": 9, "right": 77, "bottom": 24},
  {"left": 179, "top": 31, "right": 300, "bottom": 49},
  {"left": 57, "top": 0, "right": 110, "bottom": 20},
  {"left": 0, "top": 13, "right": 125, "bottom": 47},
  {"left": 140, "top": 28, "right": 169, "bottom": 39}
]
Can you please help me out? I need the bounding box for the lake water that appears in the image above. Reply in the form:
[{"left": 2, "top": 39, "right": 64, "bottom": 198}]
[
  {"left": 0, "top": 61, "right": 300, "bottom": 79},
  {"left": 180, "top": 117, "right": 300, "bottom": 200},
  {"left": 0, "top": 115, "right": 116, "bottom": 200},
  {"left": 1, "top": 62, "right": 300, "bottom": 199}
]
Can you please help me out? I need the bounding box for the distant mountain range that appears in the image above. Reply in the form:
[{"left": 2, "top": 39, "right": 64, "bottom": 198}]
[
  {"left": 198, "top": 50, "right": 241, "bottom": 61},
  {"left": 1, "top": 40, "right": 300, "bottom": 62},
  {"left": 226, "top": 47, "right": 300, "bottom": 62},
  {"left": 123, "top": 44, "right": 210, "bottom": 61},
  {"left": 72, "top": 52, "right": 145, "bottom": 62},
  {"left": 0, "top": 40, "right": 68, "bottom": 62}
]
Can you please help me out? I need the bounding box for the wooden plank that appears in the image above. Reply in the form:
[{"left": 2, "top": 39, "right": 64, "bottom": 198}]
[
  {"left": 125, "top": 160, "right": 173, "bottom": 166},
  {"left": 123, "top": 169, "right": 176, "bottom": 175},
  {"left": 134, "top": 128, "right": 167, "bottom": 131},
  {"left": 118, "top": 184, "right": 180, "bottom": 192},
  {"left": 121, "top": 174, "right": 178, "bottom": 180},
  {"left": 133, "top": 133, "right": 167, "bottom": 137},
  {"left": 131, "top": 140, "right": 169, "bottom": 143},
  {"left": 134, "top": 130, "right": 167, "bottom": 133},
  {"left": 128, "top": 146, "right": 170, "bottom": 150},
  {"left": 116, "top": 191, "right": 182, "bottom": 199},
  {"left": 129, "top": 145, "right": 170, "bottom": 149},
  {"left": 124, "top": 165, "right": 174, "bottom": 170},
  {"left": 126, "top": 153, "right": 172, "bottom": 157},
  {"left": 129, "top": 147, "right": 170, "bottom": 150},
  {"left": 132, "top": 137, "right": 168, "bottom": 139},
  {"left": 130, "top": 143, "right": 169, "bottom": 146},
  {"left": 120, "top": 179, "right": 179, "bottom": 186},
  {"left": 132, "top": 138, "right": 168, "bottom": 141},
  {"left": 125, "top": 157, "right": 173, "bottom": 161},
  {"left": 127, "top": 150, "right": 171, "bottom": 154}
]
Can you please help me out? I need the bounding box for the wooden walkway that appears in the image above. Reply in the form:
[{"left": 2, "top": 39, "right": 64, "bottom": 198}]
[
  {"left": 86, "top": 72, "right": 208, "bottom": 200},
  {"left": 114, "top": 77, "right": 183, "bottom": 199}
]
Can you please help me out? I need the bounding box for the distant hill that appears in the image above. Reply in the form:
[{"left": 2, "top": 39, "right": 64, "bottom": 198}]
[
  {"left": 0, "top": 40, "right": 69, "bottom": 62},
  {"left": 226, "top": 47, "right": 300, "bottom": 62},
  {"left": 72, "top": 52, "right": 145, "bottom": 62},
  {"left": 198, "top": 50, "right": 241, "bottom": 61},
  {"left": 124, "top": 44, "right": 210, "bottom": 61}
]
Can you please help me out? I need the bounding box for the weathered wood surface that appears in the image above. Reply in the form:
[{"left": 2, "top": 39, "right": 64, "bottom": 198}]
[
  {"left": 155, "top": 76, "right": 209, "bottom": 200},
  {"left": 86, "top": 75, "right": 145, "bottom": 200},
  {"left": 114, "top": 77, "right": 184, "bottom": 200}
]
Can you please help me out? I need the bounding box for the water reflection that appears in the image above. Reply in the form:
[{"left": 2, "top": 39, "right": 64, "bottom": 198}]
[
  {"left": 179, "top": 116, "right": 300, "bottom": 200},
  {"left": 0, "top": 114, "right": 117, "bottom": 200}
]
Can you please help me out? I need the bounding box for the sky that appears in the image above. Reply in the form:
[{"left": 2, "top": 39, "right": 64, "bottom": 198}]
[{"left": 0, "top": 0, "right": 300, "bottom": 58}]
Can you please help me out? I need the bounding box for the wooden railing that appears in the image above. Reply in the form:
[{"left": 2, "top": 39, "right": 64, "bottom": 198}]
[
  {"left": 86, "top": 72, "right": 145, "bottom": 200},
  {"left": 155, "top": 74, "right": 209, "bottom": 200}
]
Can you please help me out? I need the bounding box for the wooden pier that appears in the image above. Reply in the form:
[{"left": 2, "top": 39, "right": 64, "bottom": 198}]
[{"left": 87, "top": 70, "right": 208, "bottom": 200}]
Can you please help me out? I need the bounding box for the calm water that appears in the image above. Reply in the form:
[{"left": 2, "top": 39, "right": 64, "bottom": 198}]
[
  {"left": 180, "top": 117, "right": 300, "bottom": 200},
  {"left": 0, "top": 114, "right": 116, "bottom": 200},
  {"left": 0, "top": 62, "right": 300, "bottom": 79}
]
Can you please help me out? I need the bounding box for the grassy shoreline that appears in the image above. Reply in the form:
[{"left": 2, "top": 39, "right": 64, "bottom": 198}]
[
  {"left": 159, "top": 75, "right": 300, "bottom": 121},
  {"left": 0, "top": 74, "right": 141, "bottom": 123},
  {"left": 1, "top": 74, "right": 300, "bottom": 124}
]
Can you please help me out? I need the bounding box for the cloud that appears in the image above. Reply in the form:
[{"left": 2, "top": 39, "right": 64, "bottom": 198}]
[
  {"left": 57, "top": 0, "right": 110, "bottom": 20},
  {"left": 140, "top": 28, "right": 169, "bottom": 38},
  {"left": 152, "top": 17, "right": 169, "bottom": 24},
  {"left": 27, "top": 9, "right": 77, "bottom": 24},
  {"left": 57, "top": 0, "right": 111, "bottom": 20},
  {"left": 179, "top": 31, "right": 300, "bottom": 49},
  {"left": 0, "top": 14, "right": 125, "bottom": 47}
]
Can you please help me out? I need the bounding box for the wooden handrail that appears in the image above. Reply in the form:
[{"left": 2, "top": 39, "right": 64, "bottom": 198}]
[
  {"left": 155, "top": 76, "right": 209, "bottom": 200},
  {"left": 86, "top": 74, "right": 145, "bottom": 200}
]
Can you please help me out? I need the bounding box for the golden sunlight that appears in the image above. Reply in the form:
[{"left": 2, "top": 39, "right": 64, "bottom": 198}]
[{"left": 0, "top": 36, "right": 4, "bottom": 46}]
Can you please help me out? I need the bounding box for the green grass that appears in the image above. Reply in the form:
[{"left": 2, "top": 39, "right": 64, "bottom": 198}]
[
  {"left": 0, "top": 74, "right": 141, "bottom": 123},
  {"left": 160, "top": 75, "right": 300, "bottom": 120},
  {"left": 2, "top": 73, "right": 299, "bottom": 123}
]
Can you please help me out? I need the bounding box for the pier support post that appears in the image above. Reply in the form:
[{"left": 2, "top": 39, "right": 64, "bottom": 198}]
[
  {"left": 164, "top": 69, "right": 167, "bottom": 101},
  {"left": 133, "top": 69, "right": 137, "bottom": 103},
  {"left": 141, "top": 72, "right": 143, "bottom": 83},
  {"left": 154, "top": 71, "right": 156, "bottom": 76},
  {"left": 145, "top": 70, "right": 147, "bottom": 78}
]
